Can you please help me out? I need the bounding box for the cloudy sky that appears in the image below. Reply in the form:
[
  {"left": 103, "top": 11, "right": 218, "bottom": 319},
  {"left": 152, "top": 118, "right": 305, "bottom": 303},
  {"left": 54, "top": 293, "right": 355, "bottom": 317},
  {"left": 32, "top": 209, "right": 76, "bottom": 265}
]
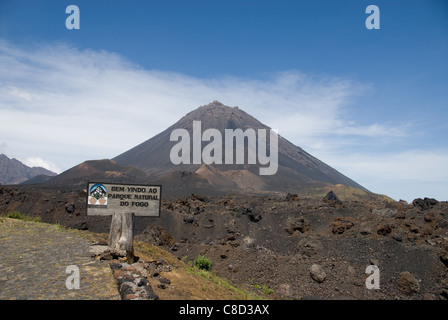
[{"left": 0, "top": 0, "right": 447, "bottom": 202}]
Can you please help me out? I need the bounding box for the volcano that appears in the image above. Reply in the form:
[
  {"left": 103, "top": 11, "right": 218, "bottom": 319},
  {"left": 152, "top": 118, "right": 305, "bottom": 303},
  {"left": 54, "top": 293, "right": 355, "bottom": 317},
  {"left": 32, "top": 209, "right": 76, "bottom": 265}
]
[{"left": 111, "top": 101, "right": 368, "bottom": 196}]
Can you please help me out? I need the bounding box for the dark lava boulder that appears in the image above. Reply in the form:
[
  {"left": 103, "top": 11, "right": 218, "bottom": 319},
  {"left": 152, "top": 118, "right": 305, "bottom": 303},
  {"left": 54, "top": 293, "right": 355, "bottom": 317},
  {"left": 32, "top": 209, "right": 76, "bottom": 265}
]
[
  {"left": 412, "top": 197, "right": 439, "bottom": 210},
  {"left": 323, "top": 190, "right": 342, "bottom": 205}
]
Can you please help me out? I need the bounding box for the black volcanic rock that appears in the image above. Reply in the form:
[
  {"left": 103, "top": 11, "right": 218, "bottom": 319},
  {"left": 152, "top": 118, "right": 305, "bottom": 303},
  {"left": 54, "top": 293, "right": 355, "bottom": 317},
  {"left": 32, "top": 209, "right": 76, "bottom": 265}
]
[
  {"left": 0, "top": 154, "right": 56, "bottom": 185},
  {"left": 1, "top": 183, "right": 447, "bottom": 300},
  {"left": 412, "top": 197, "right": 439, "bottom": 210},
  {"left": 112, "top": 101, "right": 369, "bottom": 195},
  {"left": 324, "top": 190, "right": 342, "bottom": 204}
]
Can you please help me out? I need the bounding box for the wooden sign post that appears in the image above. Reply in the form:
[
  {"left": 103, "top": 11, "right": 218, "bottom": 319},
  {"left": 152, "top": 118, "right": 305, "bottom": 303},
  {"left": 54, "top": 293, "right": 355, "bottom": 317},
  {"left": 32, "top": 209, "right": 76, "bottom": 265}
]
[
  {"left": 86, "top": 182, "right": 161, "bottom": 263},
  {"left": 109, "top": 212, "right": 135, "bottom": 262}
]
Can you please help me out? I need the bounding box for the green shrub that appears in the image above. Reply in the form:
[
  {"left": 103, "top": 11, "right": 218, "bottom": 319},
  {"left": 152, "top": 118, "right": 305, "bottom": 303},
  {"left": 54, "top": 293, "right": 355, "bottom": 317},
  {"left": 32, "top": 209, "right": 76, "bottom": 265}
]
[
  {"left": 194, "top": 255, "right": 213, "bottom": 271},
  {"left": 53, "top": 223, "right": 65, "bottom": 231},
  {"left": 7, "top": 211, "right": 23, "bottom": 219}
]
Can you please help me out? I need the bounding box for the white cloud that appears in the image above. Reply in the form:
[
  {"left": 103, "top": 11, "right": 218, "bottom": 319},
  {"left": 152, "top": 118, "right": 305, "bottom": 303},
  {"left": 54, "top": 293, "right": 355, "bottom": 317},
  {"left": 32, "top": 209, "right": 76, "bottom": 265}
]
[
  {"left": 21, "top": 157, "right": 61, "bottom": 174},
  {"left": 315, "top": 150, "right": 448, "bottom": 202},
  {"left": 6, "top": 86, "right": 32, "bottom": 101},
  {"left": 0, "top": 40, "right": 368, "bottom": 169},
  {"left": 337, "top": 151, "right": 448, "bottom": 182},
  {"left": 335, "top": 123, "right": 408, "bottom": 138},
  {"left": 0, "top": 40, "right": 445, "bottom": 201}
]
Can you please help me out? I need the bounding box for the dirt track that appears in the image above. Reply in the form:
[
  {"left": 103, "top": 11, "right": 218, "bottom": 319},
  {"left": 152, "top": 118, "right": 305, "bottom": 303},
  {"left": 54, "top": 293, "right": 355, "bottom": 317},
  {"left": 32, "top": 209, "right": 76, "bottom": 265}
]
[{"left": 0, "top": 218, "right": 119, "bottom": 300}]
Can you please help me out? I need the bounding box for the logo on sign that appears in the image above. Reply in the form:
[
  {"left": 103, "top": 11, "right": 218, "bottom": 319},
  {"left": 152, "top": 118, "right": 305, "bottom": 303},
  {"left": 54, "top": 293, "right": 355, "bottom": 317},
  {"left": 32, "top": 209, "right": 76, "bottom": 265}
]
[{"left": 88, "top": 183, "right": 108, "bottom": 207}]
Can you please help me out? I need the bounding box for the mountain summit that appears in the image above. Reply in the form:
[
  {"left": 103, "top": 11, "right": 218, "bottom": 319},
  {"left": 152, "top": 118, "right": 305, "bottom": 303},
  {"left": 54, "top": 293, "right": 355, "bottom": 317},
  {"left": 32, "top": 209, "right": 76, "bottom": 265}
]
[
  {"left": 114, "top": 101, "right": 271, "bottom": 174},
  {"left": 112, "top": 101, "right": 368, "bottom": 195}
]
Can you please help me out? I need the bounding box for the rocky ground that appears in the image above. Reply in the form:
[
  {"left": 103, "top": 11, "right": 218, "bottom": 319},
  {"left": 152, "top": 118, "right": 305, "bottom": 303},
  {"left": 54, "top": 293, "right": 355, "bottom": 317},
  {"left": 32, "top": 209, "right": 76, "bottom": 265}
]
[{"left": 1, "top": 185, "right": 447, "bottom": 300}]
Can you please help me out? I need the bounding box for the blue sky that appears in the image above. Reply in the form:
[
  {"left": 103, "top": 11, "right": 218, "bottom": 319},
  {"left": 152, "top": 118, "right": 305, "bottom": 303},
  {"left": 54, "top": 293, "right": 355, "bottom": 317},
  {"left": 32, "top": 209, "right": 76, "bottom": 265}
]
[{"left": 0, "top": 0, "right": 447, "bottom": 201}]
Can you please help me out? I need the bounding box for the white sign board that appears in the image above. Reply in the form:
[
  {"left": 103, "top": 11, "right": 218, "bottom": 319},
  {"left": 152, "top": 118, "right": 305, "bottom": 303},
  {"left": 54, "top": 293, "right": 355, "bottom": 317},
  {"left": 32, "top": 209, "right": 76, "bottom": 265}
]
[{"left": 86, "top": 182, "right": 161, "bottom": 217}]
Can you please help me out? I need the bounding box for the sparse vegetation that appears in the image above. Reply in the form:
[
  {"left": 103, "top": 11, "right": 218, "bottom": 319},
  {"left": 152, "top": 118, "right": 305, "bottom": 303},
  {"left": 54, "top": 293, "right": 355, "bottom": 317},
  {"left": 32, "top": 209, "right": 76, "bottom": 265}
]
[
  {"left": 3, "top": 211, "right": 41, "bottom": 222},
  {"left": 253, "top": 284, "right": 274, "bottom": 295},
  {"left": 53, "top": 223, "right": 65, "bottom": 231},
  {"left": 186, "top": 264, "right": 262, "bottom": 300},
  {"left": 194, "top": 255, "right": 213, "bottom": 271},
  {"left": 134, "top": 241, "right": 263, "bottom": 300}
]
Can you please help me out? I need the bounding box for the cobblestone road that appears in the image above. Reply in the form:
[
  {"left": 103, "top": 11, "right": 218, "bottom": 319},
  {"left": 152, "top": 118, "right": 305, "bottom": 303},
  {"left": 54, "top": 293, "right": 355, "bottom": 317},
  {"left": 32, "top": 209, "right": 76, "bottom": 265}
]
[{"left": 0, "top": 218, "right": 120, "bottom": 300}]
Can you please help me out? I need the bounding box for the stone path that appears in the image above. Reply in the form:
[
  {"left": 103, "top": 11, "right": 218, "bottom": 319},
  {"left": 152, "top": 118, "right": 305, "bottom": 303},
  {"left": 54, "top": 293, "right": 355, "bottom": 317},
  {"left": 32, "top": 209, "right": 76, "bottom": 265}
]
[{"left": 0, "top": 218, "right": 120, "bottom": 300}]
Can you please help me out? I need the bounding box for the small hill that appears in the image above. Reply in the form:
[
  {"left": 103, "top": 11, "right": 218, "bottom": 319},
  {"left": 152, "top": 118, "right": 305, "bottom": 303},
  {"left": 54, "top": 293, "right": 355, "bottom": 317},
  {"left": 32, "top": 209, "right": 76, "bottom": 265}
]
[
  {"left": 45, "top": 159, "right": 149, "bottom": 189},
  {"left": 20, "top": 174, "right": 54, "bottom": 185}
]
